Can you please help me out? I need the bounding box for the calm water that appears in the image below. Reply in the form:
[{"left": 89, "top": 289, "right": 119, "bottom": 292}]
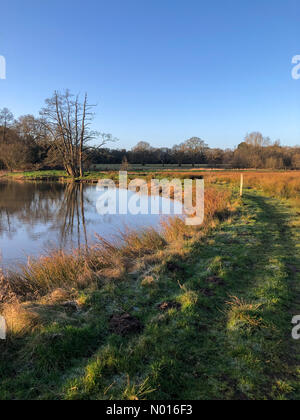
[{"left": 0, "top": 181, "right": 182, "bottom": 268}]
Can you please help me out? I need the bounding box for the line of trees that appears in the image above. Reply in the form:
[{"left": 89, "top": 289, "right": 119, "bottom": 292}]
[
  {"left": 89, "top": 133, "right": 300, "bottom": 170},
  {"left": 0, "top": 92, "right": 299, "bottom": 173}
]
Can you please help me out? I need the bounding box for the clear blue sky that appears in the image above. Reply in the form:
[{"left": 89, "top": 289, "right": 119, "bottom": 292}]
[{"left": 0, "top": 0, "right": 299, "bottom": 149}]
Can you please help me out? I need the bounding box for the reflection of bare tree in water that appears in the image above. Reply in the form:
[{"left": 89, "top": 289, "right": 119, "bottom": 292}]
[
  {"left": 56, "top": 183, "right": 89, "bottom": 250},
  {"left": 0, "top": 181, "right": 91, "bottom": 252}
]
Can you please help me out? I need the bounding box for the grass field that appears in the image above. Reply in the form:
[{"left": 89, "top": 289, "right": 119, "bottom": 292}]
[
  {"left": 0, "top": 170, "right": 299, "bottom": 400},
  {"left": 2, "top": 168, "right": 300, "bottom": 186}
]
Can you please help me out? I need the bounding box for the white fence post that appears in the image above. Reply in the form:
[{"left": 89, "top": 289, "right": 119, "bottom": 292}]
[{"left": 240, "top": 174, "right": 244, "bottom": 197}]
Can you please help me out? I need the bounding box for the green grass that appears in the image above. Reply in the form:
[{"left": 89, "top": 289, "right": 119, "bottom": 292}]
[
  {"left": 2, "top": 168, "right": 292, "bottom": 183},
  {"left": 0, "top": 169, "right": 202, "bottom": 183},
  {"left": 1, "top": 170, "right": 123, "bottom": 183},
  {"left": 0, "top": 191, "right": 299, "bottom": 400},
  {"left": 2, "top": 170, "right": 68, "bottom": 180}
]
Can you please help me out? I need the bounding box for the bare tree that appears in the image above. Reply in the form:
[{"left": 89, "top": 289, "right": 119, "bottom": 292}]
[
  {"left": 15, "top": 115, "right": 47, "bottom": 144},
  {"left": 157, "top": 147, "right": 170, "bottom": 167},
  {"left": 40, "top": 90, "right": 115, "bottom": 178},
  {"left": 180, "top": 137, "right": 208, "bottom": 167},
  {"left": 131, "top": 141, "right": 153, "bottom": 165},
  {"left": 1, "top": 141, "right": 29, "bottom": 171},
  {"left": 292, "top": 153, "right": 300, "bottom": 169},
  {"left": 0, "top": 108, "right": 14, "bottom": 142},
  {"left": 245, "top": 132, "right": 271, "bottom": 148},
  {"left": 172, "top": 144, "right": 185, "bottom": 166}
]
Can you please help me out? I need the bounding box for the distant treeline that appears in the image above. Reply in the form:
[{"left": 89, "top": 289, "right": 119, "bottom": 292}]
[
  {"left": 0, "top": 105, "right": 299, "bottom": 172},
  {"left": 91, "top": 136, "right": 300, "bottom": 170}
]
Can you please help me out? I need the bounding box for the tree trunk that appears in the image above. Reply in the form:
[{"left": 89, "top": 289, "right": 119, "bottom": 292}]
[
  {"left": 65, "top": 164, "right": 78, "bottom": 178},
  {"left": 79, "top": 150, "right": 83, "bottom": 177}
]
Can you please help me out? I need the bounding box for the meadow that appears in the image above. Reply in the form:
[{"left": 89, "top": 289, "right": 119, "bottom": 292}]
[{"left": 0, "top": 169, "right": 299, "bottom": 400}]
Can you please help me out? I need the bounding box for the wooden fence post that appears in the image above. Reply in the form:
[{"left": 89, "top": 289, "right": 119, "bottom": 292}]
[{"left": 240, "top": 173, "right": 244, "bottom": 197}]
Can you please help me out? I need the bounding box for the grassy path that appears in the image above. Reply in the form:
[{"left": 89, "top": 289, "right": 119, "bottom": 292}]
[{"left": 0, "top": 193, "right": 299, "bottom": 400}]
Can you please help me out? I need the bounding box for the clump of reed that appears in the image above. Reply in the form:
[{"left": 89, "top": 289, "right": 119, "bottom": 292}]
[
  {"left": 1, "top": 250, "right": 97, "bottom": 304},
  {"left": 162, "top": 217, "right": 188, "bottom": 243},
  {"left": 2, "top": 302, "right": 40, "bottom": 336},
  {"left": 204, "top": 187, "right": 232, "bottom": 222}
]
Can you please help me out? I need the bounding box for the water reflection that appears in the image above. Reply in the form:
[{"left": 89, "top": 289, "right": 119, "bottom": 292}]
[
  {"left": 56, "top": 183, "right": 89, "bottom": 250},
  {"left": 0, "top": 181, "right": 181, "bottom": 267}
]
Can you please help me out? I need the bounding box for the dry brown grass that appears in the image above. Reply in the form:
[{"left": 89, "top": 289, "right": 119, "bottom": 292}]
[
  {"left": 204, "top": 187, "right": 232, "bottom": 221},
  {"left": 45, "top": 288, "right": 72, "bottom": 304},
  {"left": 245, "top": 172, "right": 300, "bottom": 199},
  {"left": 161, "top": 217, "right": 188, "bottom": 243},
  {"left": 200, "top": 171, "right": 300, "bottom": 200},
  {"left": 0, "top": 250, "right": 98, "bottom": 306},
  {"left": 2, "top": 302, "right": 40, "bottom": 336}
]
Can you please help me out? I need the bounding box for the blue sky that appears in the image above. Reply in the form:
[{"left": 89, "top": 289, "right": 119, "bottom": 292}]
[{"left": 0, "top": 0, "right": 299, "bottom": 149}]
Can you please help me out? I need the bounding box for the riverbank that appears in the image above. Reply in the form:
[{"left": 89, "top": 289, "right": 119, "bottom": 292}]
[
  {"left": 2, "top": 169, "right": 300, "bottom": 184},
  {"left": 0, "top": 183, "right": 299, "bottom": 399}
]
